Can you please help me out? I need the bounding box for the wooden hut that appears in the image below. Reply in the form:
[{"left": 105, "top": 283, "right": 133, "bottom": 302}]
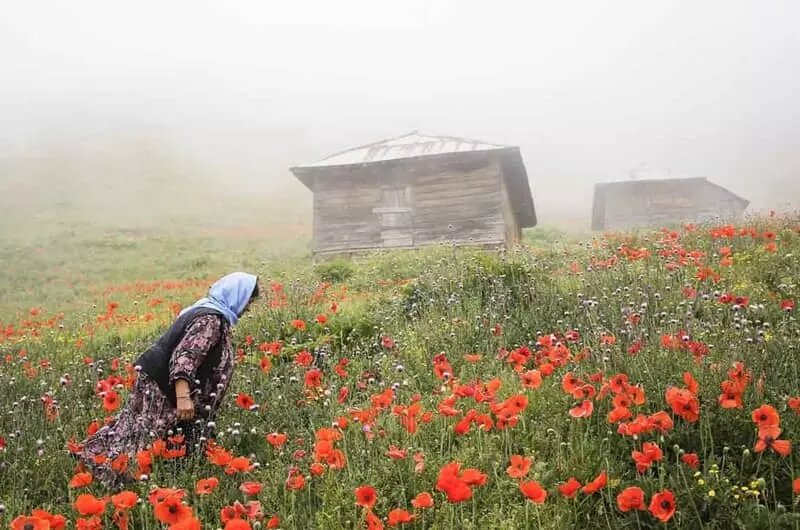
[
  {"left": 591, "top": 177, "right": 749, "bottom": 231},
  {"left": 290, "top": 132, "right": 536, "bottom": 257}
]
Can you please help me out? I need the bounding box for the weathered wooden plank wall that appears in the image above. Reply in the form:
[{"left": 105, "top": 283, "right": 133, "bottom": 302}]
[
  {"left": 499, "top": 167, "right": 521, "bottom": 244},
  {"left": 602, "top": 181, "right": 746, "bottom": 230},
  {"left": 312, "top": 172, "right": 383, "bottom": 253},
  {"left": 309, "top": 152, "right": 511, "bottom": 255},
  {"left": 412, "top": 158, "right": 505, "bottom": 246}
]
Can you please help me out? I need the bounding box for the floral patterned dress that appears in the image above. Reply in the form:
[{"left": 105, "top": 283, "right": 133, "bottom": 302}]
[{"left": 78, "top": 315, "right": 234, "bottom": 489}]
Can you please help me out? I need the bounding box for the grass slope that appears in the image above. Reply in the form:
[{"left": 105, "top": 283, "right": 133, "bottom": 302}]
[{"left": 0, "top": 219, "right": 799, "bottom": 529}]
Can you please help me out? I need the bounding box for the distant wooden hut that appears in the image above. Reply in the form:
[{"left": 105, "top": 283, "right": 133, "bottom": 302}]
[
  {"left": 290, "top": 132, "right": 537, "bottom": 257},
  {"left": 591, "top": 177, "right": 749, "bottom": 231}
]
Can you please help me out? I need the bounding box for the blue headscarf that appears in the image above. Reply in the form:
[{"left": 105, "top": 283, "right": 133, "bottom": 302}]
[{"left": 180, "top": 272, "right": 258, "bottom": 326}]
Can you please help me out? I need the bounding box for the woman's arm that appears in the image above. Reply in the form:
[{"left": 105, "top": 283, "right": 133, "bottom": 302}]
[{"left": 169, "top": 315, "right": 222, "bottom": 419}]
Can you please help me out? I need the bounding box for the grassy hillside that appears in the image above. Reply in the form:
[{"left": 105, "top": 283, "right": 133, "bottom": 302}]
[
  {"left": 1, "top": 216, "right": 799, "bottom": 529},
  {"left": 0, "top": 131, "right": 314, "bottom": 317}
]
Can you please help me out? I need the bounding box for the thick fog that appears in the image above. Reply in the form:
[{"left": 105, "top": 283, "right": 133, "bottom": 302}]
[{"left": 1, "top": 1, "right": 799, "bottom": 232}]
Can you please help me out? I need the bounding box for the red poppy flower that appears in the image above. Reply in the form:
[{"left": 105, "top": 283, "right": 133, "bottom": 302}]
[
  {"left": 304, "top": 368, "right": 323, "bottom": 388},
  {"left": 225, "top": 456, "right": 254, "bottom": 474},
  {"left": 31, "top": 510, "right": 66, "bottom": 530},
  {"left": 519, "top": 481, "right": 547, "bottom": 504},
  {"left": 665, "top": 387, "right": 700, "bottom": 422},
  {"left": 74, "top": 494, "right": 108, "bottom": 516},
  {"left": 460, "top": 467, "right": 488, "bottom": 487},
  {"left": 334, "top": 359, "right": 349, "bottom": 378},
  {"left": 572, "top": 384, "right": 597, "bottom": 400},
  {"left": 681, "top": 453, "right": 700, "bottom": 469},
  {"left": 196, "top": 477, "right": 220, "bottom": 495},
  {"left": 561, "top": 372, "right": 583, "bottom": 395},
  {"left": 648, "top": 411, "right": 674, "bottom": 432},
  {"left": 608, "top": 406, "right": 632, "bottom": 423},
  {"left": 411, "top": 492, "right": 434, "bottom": 509},
  {"left": 365, "top": 510, "right": 383, "bottom": 530},
  {"left": 387, "top": 508, "right": 414, "bottom": 526},
  {"left": 267, "top": 515, "right": 281, "bottom": 529},
  {"left": 10, "top": 516, "right": 51, "bottom": 530},
  {"left": 154, "top": 497, "right": 193, "bottom": 525},
  {"left": 569, "top": 400, "right": 594, "bottom": 419},
  {"left": 291, "top": 319, "right": 307, "bottom": 331},
  {"left": 103, "top": 391, "right": 121, "bottom": 412},
  {"left": 600, "top": 333, "right": 616, "bottom": 346},
  {"left": 111, "top": 454, "right": 129, "bottom": 473},
  {"left": 683, "top": 372, "right": 699, "bottom": 395},
  {"left": 752, "top": 404, "right": 780, "bottom": 429},
  {"left": 76, "top": 517, "right": 102, "bottom": 530},
  {"left": 649, "top": 490, "right": 676, "bottom": 522},
  {"left": 506, "top": 455, "right": 532, "bottom": 479},
  {"left": 235, "top": 393, "right": 255, "bottom": 410},
  {"left": 148, "top": 487, "right": 185, "bottom": 505},
  {"left": 632, "top": 442, "right": 663, "bottom": 473},
  {"left": 386, "top": 445, "right": 408, "bottom": 460},
  {"left": 617, "top": 486, "right": 646, "bottom": 512},
  {"left": 206, "top": 445, "right": 233, "bottom": 467},
  {"left": 239, "top": 482, "right": 262, "bottom": 496},
  {"left": 170, "top": 517, "right": 202, "bottom": 530},
  {"left": 111, "top": 491, "right": 138, "bottom": 511},
  {"left": 790, "top": 397, "right": 800, "bottom": 415},
  {"left": 292, "top": 350, "right": 312, "bottom": 366},
  {"left": 558, "top": 477, "right": 582, "bottom": 498},
  {"left": 224, "top": 519, "right": 252, "bottom": 530},
  {"left": 266, "top": 432, "right": 287, "bottom": 448},
  {"left": 519, "top": 369, "right": 542, "bottom": 389},
  {"left": 718, "top": 382, "right": 744, "bottom": 409},
  {"left": 435, "top": 462, "right": 475, "bottom": 503},
  {"left": 754, "top": 426, "right": 792, "bottom": 457},
  {"left": 285, "top": 472, "right": 305, "bottom": 491},
  {"left": 69, "top": 471, "right": 93, "bottom": 489},
  {"left": 355, "top": 485, "right": 378, "bottom": 509},
  {"left": 581, "top": 471, "right": 608, "bottom": 494},
  {"left": 220, "top": 504, "right": 243, "bottom": 524},
  {"left": 259, "top": 357, "right": 272, "bottom": 373}
]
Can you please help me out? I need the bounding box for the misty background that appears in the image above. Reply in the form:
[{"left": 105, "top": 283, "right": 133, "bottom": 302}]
[{"left": 1, "top": 0, "right": 799, "bottom": 239}]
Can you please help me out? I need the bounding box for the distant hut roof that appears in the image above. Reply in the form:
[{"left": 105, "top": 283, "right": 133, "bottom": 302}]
[
  {"left": 291, "top": 131, "right": 536, "bottom": 227},
  {"left": 591, "top": 177, "right": 750, "bottom": 230}
]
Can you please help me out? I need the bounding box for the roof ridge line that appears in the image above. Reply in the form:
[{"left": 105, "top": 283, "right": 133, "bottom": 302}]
[{"left": 317, "top": 131, "right": 420, "bottom": 162}]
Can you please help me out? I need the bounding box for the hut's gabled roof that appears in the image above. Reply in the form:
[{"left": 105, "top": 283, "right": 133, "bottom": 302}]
[
  {"left": 591, "top": 177, "right": 750, "bottom": 230},
  {"left": 292, "top": 131, "right": 508, "bottom": 168},
  {"left": 290, "top": 131, "right": 537, "bottom": 227}
]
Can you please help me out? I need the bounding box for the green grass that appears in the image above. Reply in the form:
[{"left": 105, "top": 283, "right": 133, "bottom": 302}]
[
  {"left": 1, "top": 216, "right": 800, "bottom": 529},
  {"left": 0, "top": 225, "right": 311, "bottom": 321}
]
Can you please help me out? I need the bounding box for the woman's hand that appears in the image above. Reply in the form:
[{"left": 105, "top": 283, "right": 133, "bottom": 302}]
[
  {"left": 174, "top": 379, "right": 195, "bottom": 421},
  {"left": 176, "top": 395, "right": 195, "bottom": 421}
]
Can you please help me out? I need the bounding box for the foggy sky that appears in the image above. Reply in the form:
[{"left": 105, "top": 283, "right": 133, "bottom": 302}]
[{"left": 1, "top": 0, "right": 799, "bottom": 226}]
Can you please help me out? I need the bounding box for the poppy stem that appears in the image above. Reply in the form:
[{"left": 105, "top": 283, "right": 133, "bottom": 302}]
[{"left": 677, "top": 455, "right": 704, "bottom": 527}]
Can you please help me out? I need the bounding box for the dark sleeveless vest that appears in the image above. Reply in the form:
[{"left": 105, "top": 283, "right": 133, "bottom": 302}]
[{"left": 134, "top": 307, "right": 225, "bottom": 406}]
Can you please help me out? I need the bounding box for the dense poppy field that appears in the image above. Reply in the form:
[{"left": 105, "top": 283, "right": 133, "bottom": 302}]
[{"left": 1, "top": 216, "right": 799, "bottom": 529}]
